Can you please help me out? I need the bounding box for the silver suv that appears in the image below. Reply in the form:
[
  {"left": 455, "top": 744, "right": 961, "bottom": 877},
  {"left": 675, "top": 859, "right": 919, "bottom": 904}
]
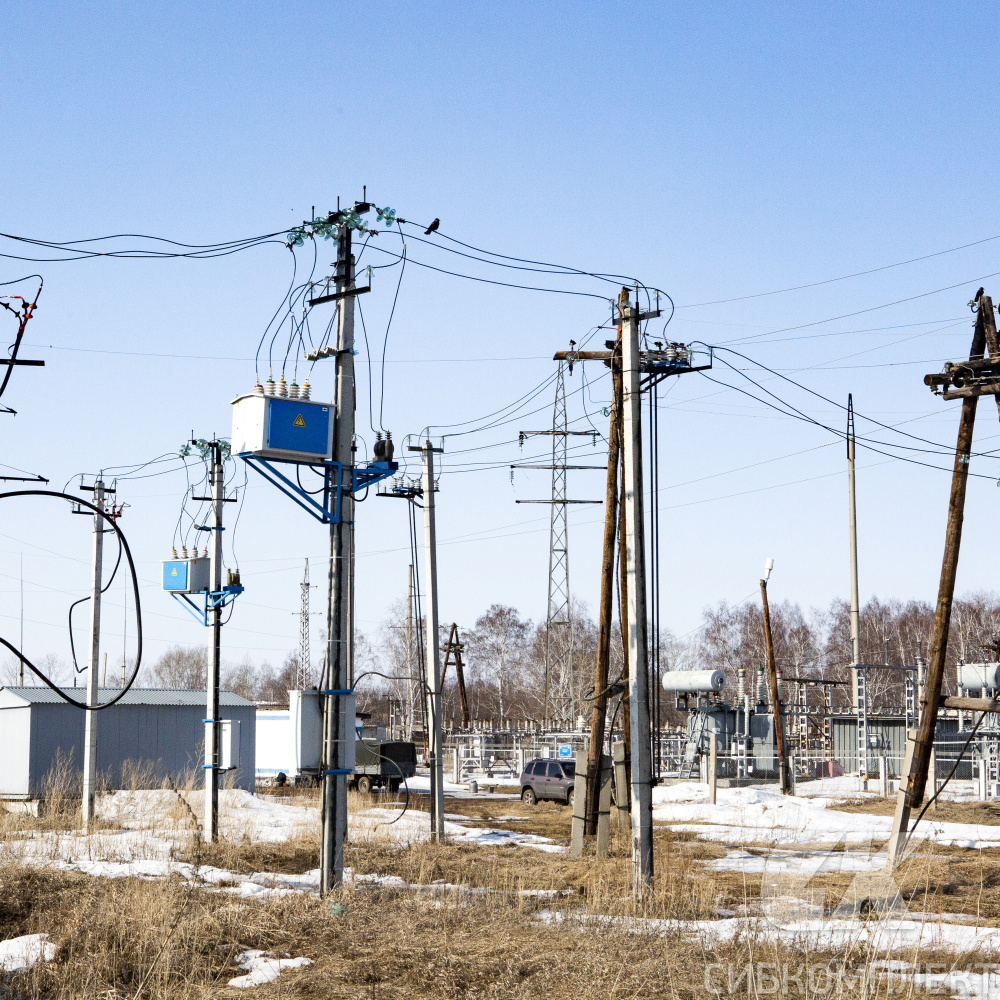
[{"left": 520, "top": 758, "right": 575, "bottom": 806}]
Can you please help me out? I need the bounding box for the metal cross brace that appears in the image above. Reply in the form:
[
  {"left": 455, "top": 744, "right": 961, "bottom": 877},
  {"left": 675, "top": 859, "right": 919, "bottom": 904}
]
[{"left": 239, "top": 452, "right": 397, "bottom": 524}]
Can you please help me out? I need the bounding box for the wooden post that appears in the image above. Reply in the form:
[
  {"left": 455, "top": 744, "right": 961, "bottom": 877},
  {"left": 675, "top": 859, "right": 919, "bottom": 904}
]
[
  {"left": 895, "top": 301, "right": 992, "bottom": 844},
  {"left": 761, "top": 579, "right": 790, "bottom": 794},
  {"left": 585, "top": 333, "right": 622, "bottom": 836}
]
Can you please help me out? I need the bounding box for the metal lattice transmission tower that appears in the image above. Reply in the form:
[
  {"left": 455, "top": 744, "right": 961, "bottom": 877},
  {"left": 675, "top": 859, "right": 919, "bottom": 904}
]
[
  {"left": 545, "top": 364, "right": 572, "bottom": 722},
  {"left": 515, "top": 358, "right": 599, "bottom": 725},
  {"left": 298, "top": 558, "right": 311, "bottom": 690}
]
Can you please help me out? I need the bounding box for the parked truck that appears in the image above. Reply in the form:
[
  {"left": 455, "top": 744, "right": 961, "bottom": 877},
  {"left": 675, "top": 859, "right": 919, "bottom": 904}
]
[
  {"left": 256, "top": 690, "right": 416, "bottom": 790},
  {"left": 351, "top": 734, "right": 417, "bottom": 794}
]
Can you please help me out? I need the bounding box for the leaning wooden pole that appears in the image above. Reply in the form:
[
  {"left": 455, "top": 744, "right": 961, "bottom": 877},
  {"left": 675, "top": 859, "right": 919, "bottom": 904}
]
[
  {"left": 888, "top": 296, "right": 993, "bottom": 866},
  {"left": 760, "top": 579, "right": 790, "bottom": 795},
  {"left": 585, "top": 334, "right": 623, "bottom": 836}
]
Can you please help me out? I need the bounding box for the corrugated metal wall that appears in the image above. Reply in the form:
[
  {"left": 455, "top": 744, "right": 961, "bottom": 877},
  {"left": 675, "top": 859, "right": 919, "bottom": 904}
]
[
  {"left": 4, "top": 702, "right": 256, "bottom": 797},
  {"left": 831, "top": 717, "right": 974, "bottom": 778}
]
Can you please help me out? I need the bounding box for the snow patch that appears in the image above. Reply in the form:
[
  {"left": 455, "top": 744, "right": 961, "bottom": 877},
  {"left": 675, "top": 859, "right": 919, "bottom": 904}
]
[
  {"left": 0, "top": 933, "right": 56, "bottom": 972},
  {"left": 228, "top": 950, "right": 313, "bottom": 988}
]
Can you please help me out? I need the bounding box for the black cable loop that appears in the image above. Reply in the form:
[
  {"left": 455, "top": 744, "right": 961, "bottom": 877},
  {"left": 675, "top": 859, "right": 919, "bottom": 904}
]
[
  {"left": 0, "top": 490, "right": 143, "bottom": 710},
  {"left": 69, "top": 529, "right": 124, "bottom": 674}
]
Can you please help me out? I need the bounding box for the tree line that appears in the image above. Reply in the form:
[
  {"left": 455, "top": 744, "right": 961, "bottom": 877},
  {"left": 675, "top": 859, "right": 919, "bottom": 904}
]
[{"left": 14, "top": 590, "right": 999, "bottom": 723}]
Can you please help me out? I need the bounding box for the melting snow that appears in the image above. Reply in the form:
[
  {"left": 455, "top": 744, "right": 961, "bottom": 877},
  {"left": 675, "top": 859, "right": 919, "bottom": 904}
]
[
  {"left": 228, "top": 950, "right": 312, "bottom": 988},
  {"left": 0, "top": 933, "right": 56, "bottom": 971}
]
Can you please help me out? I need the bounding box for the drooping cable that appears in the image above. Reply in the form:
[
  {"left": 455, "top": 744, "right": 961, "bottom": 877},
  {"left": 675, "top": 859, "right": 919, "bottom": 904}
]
[{"left": 0, "top": 490, "right": 143, "bottom": 709}]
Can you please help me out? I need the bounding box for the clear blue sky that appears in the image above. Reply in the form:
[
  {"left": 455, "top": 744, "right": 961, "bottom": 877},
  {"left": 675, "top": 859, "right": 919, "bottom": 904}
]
[{"left": 2, "top": 3, "right": 999, "bottom": 677}]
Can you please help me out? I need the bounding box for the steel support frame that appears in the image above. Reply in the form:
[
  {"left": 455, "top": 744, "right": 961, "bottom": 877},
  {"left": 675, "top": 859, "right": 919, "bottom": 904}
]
[
  {"left": 240, "top": 453, "right": 397, "bottom": 524},
  {"left": 170, "top": 586, "right": 244, "bottom": 627}
]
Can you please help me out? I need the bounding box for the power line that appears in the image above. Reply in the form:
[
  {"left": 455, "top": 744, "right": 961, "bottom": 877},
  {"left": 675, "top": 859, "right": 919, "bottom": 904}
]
[{"left": 677, "top": 232, "right": 1000, "bottom": 309}]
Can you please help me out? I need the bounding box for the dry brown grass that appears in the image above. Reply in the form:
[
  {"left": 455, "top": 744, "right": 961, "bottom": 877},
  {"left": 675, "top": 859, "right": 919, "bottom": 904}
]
[
  {"left": 832, "top": 795, "right": 1000, "bottom": 825},
  {"left": 7, "top": 775, "right": 1000, "bottom": 996},
  {"left": 0, "top": 855, "right": 978, "bottom": 1000}
]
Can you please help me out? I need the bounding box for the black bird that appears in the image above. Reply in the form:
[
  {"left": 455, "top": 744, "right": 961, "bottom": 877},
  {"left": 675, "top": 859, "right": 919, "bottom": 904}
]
[
  {"left": 424, "top": 218, "right": 440, "bottom": 235},
  {"left": 976, "top": 287, "right": 985, "bottom": 301}
]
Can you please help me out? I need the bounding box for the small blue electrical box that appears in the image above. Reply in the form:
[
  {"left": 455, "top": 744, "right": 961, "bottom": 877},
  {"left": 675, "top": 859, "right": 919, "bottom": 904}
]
[
  {"left": 163, "top": 557, "right": 210, "bottom": 594},
  {"left": 231, "top": 393, "right": 334, "bottom": 462}
]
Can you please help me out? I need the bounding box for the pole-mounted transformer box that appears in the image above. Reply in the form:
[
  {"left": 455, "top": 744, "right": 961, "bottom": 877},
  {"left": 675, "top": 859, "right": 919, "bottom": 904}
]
[
  {"left": 162, "top": 556, "right": 210, "bottom": 594},
  {"left": 231, "top": 394, "right": 334, "bottom": 462}
]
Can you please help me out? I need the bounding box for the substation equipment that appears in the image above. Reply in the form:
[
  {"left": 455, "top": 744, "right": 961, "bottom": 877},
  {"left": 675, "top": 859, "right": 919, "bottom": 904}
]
[{"left": 656, "top": 660, "right": 1000, "bottom": 796}]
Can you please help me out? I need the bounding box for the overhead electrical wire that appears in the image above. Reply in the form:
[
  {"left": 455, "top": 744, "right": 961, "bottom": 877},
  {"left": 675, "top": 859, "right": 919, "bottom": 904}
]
[
  {"left": 378, "top": 231, "right": 407, "bottom": 431},
  {"left": 677, "top": 232, "right": 1000, "bottom": 309},
  {"left": 0, "top": 229, "right": 286, "bottom": 262},
  {"left": 716, "top": 270, "right": 1000, "bottom": 346},
  {"left": 708, "top": 345, "right": 1000, "bottom": 461}
]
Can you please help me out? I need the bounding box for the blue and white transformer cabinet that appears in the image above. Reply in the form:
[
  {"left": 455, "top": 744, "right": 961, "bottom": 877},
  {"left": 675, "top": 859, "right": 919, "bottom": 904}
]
[
  {"left": 231, "top": 393, "right": 334, "bottom": 462},
  {"left": 162, "top": 556, "right": 210, "bottom": 594}
]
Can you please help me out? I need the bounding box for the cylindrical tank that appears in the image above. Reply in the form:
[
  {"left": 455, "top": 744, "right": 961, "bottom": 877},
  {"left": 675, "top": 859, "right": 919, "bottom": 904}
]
[
  {"left": 661, "top": 669, "right": 725, "bottom": 693},
  {"left": 957, "top": 662, "right": 1000, "bottom": 692}
]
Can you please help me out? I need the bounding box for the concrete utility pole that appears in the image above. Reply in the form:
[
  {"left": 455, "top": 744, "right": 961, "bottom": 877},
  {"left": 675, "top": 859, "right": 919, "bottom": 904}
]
[
  {"left": 204, "top": 443, "right": 224, "bottom": 842},
  {"left": 847, "top": 394, "right": 870, "bottom": 783},
  {"left": 585, "top": 332, "right": 622, "bottom": 836},
  {"left": 760, "top": 565, "right": 790, "bottom": 795},
  {"left": 406, "top": 564, "right": 415, "bottom": 738},
  {"left": 889, "top": 294, "right": 999, "bottom": 866},
  {"left": 620, "top": 288, "right": 653, "bottom": 892},
  {"left": 414, "top": 438, "right": 445, "bottom": 839},
  {"left": 321, "top": 220, "right": 359, "bottom": 892},
  {"left": 82, "top": 479, "right": 106, "bottom": 833},
  {"left": 847, "top": 394, "right": 861, "bottom": 666}
]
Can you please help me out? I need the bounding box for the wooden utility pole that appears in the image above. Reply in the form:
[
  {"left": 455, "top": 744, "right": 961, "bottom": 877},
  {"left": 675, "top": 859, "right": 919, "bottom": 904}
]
[
  {"left": 621, "top": 287, "right": 654, "bottom": 892},
  {"left": 585, "top": 332, "right": 623, "bottom": 836},
  {"left": 888, "top": 294, "right": 998, "bottom": 864},
  {"left": 440, "top": 623, "right": 470, "bottom": 729},
  {"left": 761, "top": 574, "right": 790, "bottom": 795}
]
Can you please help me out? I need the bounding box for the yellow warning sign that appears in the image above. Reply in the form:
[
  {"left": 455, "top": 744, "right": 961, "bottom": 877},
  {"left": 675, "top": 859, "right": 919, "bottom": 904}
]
[
  {"left": 293, "top": 414, "right": 305, "bottom": 427},
  {"left": 170, "top": 568, "right": 177, "bottom": 576}
]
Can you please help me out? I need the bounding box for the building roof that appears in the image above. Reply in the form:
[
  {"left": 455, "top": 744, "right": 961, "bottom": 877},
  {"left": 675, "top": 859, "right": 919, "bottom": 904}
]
[{"left": 0, "top": 687, "right": 255, "bottom": 708}]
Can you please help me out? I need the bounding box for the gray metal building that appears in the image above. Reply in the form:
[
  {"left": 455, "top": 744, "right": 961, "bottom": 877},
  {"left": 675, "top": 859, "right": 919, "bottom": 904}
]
[
  {"left": 831, "top": 716, "right": 970, "bottom": 778},
  {"left": 0, "top": 687, "right": 256, "bottom": 799}
]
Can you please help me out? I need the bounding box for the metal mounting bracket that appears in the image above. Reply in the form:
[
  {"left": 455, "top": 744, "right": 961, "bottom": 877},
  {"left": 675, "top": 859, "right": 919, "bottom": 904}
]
[
  {"left": 239, "top": 453, "right": 397, "bottom": 524},
  {"left": 170, "top": 585, "right": 245, "bottom": 627}
]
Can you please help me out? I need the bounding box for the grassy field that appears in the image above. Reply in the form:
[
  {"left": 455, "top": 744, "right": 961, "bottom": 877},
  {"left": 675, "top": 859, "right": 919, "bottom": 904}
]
[{"left": 3, "top": 782, "right": 1000, "bottom": 996}]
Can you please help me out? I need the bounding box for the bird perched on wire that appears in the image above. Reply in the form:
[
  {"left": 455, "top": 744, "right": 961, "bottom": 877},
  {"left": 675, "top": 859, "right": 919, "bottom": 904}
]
[{"left": 424, "top": 218, "right": 440, "bottom": 235}]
